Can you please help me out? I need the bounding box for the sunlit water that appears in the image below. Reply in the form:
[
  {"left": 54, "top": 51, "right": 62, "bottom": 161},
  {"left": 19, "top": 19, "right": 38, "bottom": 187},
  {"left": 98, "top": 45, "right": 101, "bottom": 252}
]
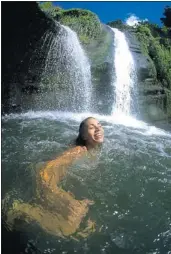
[
  {"left": 110, "top": 28, "right": 137, "bottom": 116},
  {"left": 2, "top": 111, "right": 171, "bottom": 254},
  {"left": 38, "top": 24, "right": 92, "bottom": 112}
]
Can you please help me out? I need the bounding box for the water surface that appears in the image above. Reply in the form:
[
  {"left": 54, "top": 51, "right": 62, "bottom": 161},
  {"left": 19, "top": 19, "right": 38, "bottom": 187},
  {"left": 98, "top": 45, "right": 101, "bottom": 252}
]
[{"left": 2, "top": 111, "right": 171, "bottom": 254}]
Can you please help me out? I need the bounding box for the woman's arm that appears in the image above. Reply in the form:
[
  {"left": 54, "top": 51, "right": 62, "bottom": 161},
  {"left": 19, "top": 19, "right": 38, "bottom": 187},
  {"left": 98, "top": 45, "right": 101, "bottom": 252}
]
[{"left": 39, "top": 146, "right": 87, "bottom": 188}]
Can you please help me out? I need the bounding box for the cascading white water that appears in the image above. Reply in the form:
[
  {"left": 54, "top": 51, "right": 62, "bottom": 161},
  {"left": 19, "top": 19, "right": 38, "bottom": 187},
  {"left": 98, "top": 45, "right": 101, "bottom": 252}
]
[
  {"left": 40, "top": 23, "right": 92, "bottom": 112},
  {"left": 62, "top": 25, "right": 92, "bottom": 111},
  {"left": 110, "top": 27, "right": 137, "bottom": 116}
]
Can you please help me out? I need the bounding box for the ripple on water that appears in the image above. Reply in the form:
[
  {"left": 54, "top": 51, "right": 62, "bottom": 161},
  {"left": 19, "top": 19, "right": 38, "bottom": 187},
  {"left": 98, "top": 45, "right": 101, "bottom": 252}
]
[{"left": 2, "top": 111, "right": 171, "bottom": 253}]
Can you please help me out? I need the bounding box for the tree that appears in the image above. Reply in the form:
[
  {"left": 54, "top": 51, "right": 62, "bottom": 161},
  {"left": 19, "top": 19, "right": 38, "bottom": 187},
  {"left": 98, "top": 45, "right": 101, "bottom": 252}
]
[
  {"left": 38, "top": 2, "right": 54, "bottom": 12},
  {"left": 38, "top": 2, "right": 61, "bottom": 18},
  {"left": 160, "top": 6, "right": 171, "bottom": 28},
  {"left": 107, "top": 19, "right": 123, "bottom": 27},
  {"left": 107, "top": 19, "right": 128, "bottom": 31}
]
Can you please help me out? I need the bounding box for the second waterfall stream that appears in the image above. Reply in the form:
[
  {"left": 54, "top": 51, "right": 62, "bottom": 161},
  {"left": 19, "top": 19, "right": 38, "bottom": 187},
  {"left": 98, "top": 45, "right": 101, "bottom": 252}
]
[{"left": 110, "top": 27, "right": 137, "bottom": 116}]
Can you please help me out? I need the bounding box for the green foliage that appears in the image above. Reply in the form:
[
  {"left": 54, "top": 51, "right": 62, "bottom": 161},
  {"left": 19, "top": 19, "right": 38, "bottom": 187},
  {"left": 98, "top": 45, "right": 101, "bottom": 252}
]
[
  {"left": 165, "top": 88, "right": 171, "bottom": 117},
  {"left": 147, "top": 56, "right": 157, "bottom": 79},
  {"left": 38, "top": 1, "right": 53, "bottom": 11},
  {"left": 135, "top": 23, "right": 171, "bottom": 90},
  {"left": 38, "top": 3, "right": 102, "bottom": 44},
  {"left": 54, "top": 8, "right": 102, "bottom": 44},
  {"left": 107, "top": 19, "right": 130, "bottom": 31},
  {"left": 79, "top": 34, "right": 90, "bottom": 44},
  {"left": 161, "top": 25, "right": 169, "bottom": 35},
  {"left": 135, "top": 25, "right": 151, "bottom": 55},
  {"left": 160, "top": 6, "right": 171, "bottom": 28},
  {"left": 134, "top": 20, "right": 171, "bottom": 117},
  {"left": 38, "top": 2, "right": 60, "bottom": 18},
  {"left": 149, "top": 40, "right": 171, "bottom": 88}
]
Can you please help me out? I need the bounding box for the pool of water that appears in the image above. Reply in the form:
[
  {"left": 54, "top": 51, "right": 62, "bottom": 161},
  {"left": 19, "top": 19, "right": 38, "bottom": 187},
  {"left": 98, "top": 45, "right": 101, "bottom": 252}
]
[{"left": 2, "top": 111, "right": 171, "bottom": 254}]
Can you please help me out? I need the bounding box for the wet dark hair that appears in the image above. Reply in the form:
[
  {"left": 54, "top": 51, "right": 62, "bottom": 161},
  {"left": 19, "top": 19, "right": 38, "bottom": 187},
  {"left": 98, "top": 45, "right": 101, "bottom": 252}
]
[{"left": 75, "top": 117, "right": 95, "bottom": 146}]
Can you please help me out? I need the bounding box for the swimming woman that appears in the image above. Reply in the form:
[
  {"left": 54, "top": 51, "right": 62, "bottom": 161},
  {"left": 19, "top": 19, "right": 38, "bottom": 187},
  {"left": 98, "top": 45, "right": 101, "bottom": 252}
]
[{"left": 5, "top": 117, "right": 104, "bottom": 238}]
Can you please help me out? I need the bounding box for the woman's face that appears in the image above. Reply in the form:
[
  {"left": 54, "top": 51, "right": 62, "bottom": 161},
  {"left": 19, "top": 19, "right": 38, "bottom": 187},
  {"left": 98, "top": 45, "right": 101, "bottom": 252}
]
[{"left": 83, "top": 118, "right": 104, "bottom": 148}]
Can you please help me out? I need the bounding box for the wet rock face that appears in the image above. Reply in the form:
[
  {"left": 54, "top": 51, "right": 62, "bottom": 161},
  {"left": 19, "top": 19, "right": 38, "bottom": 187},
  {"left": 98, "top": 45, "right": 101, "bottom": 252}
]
[
  {"left": 1, "top": 2, "right": 54, "bottom": 113},
  {"left": 91, "top": 62, "right": 114, "bottom": 115},
  {"left": 88, "top": 25, "right": 114, "bottom": 115},
  {"left": 125, "top": 30, "right": 167, "bottom": 122},
  {"left": 125, "top": 30, "right": 157, "bottom": 81}
]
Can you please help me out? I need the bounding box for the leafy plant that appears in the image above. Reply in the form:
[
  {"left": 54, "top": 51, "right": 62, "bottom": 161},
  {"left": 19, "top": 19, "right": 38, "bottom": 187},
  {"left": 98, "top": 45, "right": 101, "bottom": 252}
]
[
  {"left": 54, "top": 8, "right": 102, "bottom": 44},
  {"left": 161, "top": 6, "right": 171, "bottom": 28},
  {"left": 38, "top": 2, "right": 102, "bottom": 44},
  {"left": 107, "top": 19, "right": 131, "bottom": 31}
]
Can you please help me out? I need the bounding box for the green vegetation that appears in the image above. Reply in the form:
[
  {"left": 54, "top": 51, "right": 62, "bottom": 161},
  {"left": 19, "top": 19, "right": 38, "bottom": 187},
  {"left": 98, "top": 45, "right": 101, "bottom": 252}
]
[
  {"left": 38, "top": 2, "right": 102, "bottom": 44},
  {"left": 161, "top": 6, "right": 171, "bottom": 27},
  {"left": 135, "top": 22, "right": 171, "bottom": 89},
  {"left": 56, "top": 8, "right": 102, "bottom": 44},
  {"left": 107, "top": 19, "right": 130, "bottom": 31},
  {"left": 134, "top": 15, "right": 171, "bottom": 117},
  {"left": 165, "top": 88, "right": 171, "bottom": 117},
  {"left": 38, "top": 2, "right": 61, "bottom": 18}
]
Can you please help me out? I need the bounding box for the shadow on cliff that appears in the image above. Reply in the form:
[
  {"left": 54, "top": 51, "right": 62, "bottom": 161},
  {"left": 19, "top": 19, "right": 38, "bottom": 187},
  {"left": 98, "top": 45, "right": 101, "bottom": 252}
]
[{"left": 1, "top": 2, "right": 53, "bottom": 113}]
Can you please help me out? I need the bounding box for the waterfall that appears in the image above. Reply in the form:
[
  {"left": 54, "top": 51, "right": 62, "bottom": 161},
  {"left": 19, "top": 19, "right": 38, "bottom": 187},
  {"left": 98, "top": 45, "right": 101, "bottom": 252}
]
[
  {"left": 110, "top": 27, "right": 137, "bottom": 116},
  {"left": 40, "top": 23, "right": 92, "bottom": 112}
]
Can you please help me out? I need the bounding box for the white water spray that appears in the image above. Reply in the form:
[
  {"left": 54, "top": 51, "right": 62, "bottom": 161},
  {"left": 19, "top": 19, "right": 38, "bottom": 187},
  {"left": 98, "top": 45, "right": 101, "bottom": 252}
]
[
  {"left": 40, "top": 23, "right": 92, "bottom": 112},
  {"left": 61, "top": 25, "right": 92, "bottom": 111},
  {"left": 110, "top": 28, "right": 137, "bottom": 116},
  {"left": 2, "top": 110, "right": 171, "bottom": 138}
]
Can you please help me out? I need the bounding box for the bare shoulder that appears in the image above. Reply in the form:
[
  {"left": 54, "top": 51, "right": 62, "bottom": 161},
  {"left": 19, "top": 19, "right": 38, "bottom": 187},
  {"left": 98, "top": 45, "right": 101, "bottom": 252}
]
[{"left": 66, "top": 146, "right": 87, "bottom": 155}]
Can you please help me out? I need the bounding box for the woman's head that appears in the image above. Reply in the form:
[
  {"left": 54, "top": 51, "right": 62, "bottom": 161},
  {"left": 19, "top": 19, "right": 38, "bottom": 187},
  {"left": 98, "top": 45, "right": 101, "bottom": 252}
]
[{"left": 76, "top": 117, "right": 104, "bottom": 149}]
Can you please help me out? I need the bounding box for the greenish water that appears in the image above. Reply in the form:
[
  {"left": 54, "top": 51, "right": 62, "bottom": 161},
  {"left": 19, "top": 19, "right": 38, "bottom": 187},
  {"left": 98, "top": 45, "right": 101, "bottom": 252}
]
[{"left": 2, "top": 111, "right": 171, "bottom": 254}]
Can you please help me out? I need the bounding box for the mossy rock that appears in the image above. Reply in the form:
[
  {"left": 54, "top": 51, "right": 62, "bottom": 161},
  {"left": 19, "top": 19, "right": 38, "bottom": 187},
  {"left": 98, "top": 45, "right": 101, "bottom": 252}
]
[
  {"left": 134, "top": 22, "right": 171, "bottom": 121},
  {"left": 54, "top": 8, "right": 102, "bottom": 44},
  {"left": 134, "top": 23, "right": 171, "bottom": 89},
  {"left": 165, "top": 88, "right": 171, "bottom": 118},
  {"left": 107, "top": 19, "right": 132, "bottom": 31},
  {"left": 85, "top": 25, "right": 113, "bottom": 66}
]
